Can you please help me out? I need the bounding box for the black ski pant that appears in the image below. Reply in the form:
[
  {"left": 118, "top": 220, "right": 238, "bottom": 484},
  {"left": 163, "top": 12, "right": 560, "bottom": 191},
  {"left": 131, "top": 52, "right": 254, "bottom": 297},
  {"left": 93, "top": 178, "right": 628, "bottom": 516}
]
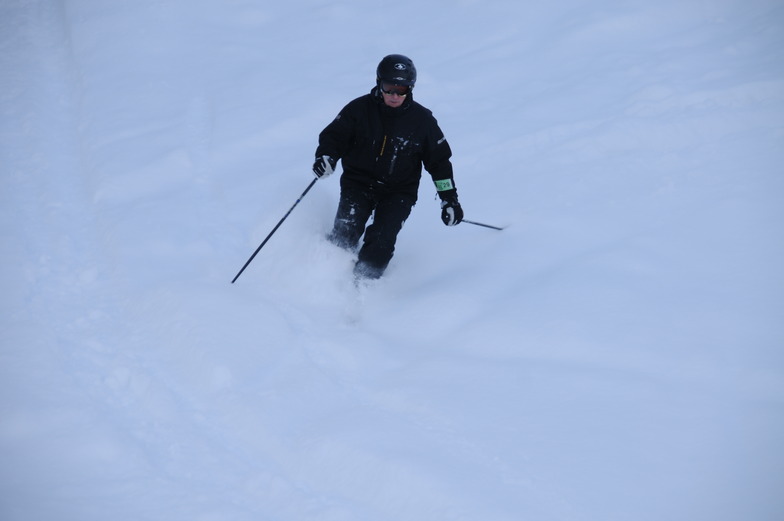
[{"left": 328, "top": 183, "right": 415, "bottom": 279}]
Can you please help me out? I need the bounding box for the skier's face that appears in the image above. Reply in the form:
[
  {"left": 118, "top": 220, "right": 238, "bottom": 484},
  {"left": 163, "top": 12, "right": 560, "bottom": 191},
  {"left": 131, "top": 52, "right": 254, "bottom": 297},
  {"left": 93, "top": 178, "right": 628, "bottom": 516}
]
[{"left": 380, "top": 82, "right": 409, "bottom": 108}]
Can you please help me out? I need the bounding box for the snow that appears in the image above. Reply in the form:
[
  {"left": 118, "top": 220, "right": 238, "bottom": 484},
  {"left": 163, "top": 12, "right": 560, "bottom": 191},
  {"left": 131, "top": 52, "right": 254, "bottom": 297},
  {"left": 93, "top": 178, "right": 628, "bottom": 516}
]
[{"left": 2, "top": 0, "right": 783, "bottom": 519}]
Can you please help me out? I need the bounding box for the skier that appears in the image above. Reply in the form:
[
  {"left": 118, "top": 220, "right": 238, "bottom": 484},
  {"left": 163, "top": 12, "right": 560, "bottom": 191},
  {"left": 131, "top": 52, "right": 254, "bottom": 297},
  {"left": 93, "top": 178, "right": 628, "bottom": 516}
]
[{"left": 313, "top": 54, "right": 463, "bottom": 281}]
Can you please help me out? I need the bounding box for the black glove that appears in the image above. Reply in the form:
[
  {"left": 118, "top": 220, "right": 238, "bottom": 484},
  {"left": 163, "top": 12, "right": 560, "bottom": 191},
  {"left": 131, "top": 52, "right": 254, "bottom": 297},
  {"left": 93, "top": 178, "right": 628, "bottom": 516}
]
[
  {"left": 313, "top": 155, "right": 337, "bottom": 179},
  {"left": 441, "top": 198, "right": 463, "bottom": 226}
]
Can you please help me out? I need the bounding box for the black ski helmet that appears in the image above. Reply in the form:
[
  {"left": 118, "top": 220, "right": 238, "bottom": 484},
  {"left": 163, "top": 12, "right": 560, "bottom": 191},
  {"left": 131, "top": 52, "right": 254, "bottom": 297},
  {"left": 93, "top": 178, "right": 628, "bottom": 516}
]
[{"left": 376, "top": 54, "right": 417, "bottom": 87}]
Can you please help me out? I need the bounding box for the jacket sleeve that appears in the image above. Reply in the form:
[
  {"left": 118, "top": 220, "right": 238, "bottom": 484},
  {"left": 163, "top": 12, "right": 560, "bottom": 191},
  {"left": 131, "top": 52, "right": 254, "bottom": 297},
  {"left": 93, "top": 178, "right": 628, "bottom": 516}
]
[
  {"left": 315, "top": 101, "right": 357, "bottom": 160},
  {"left": 423, "top": 117, "right": 458, "bottom": 202}
]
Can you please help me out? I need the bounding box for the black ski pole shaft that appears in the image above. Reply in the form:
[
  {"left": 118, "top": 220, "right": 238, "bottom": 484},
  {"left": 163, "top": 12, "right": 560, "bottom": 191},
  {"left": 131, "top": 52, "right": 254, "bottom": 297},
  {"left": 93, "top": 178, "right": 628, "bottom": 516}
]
[
  {"left": 231, "top": 178, "right": 318, "bottom": 284},
  {"left": 463, "top": 219, "right": 504, "bottom": 231}
]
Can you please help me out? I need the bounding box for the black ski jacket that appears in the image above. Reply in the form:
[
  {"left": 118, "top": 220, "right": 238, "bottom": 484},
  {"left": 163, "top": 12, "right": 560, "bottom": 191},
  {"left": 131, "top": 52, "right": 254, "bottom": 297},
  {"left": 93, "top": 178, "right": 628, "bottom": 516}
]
[{"left": 315, "top": 88, "right": 457, "bottom": 202}]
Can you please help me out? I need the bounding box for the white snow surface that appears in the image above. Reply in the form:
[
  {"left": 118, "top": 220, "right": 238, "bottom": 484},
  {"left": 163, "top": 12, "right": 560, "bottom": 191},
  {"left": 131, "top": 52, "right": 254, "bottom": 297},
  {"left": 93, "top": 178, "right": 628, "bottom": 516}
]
[{"left": 2, "top": 1, "right": 784, "bottom": 520}]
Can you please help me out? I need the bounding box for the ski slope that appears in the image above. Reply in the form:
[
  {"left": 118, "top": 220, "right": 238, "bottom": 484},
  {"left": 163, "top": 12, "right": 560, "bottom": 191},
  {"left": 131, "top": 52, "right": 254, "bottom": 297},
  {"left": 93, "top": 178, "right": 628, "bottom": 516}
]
[{"left": 2, "top": 1, "right": 783, "bottom": 520}]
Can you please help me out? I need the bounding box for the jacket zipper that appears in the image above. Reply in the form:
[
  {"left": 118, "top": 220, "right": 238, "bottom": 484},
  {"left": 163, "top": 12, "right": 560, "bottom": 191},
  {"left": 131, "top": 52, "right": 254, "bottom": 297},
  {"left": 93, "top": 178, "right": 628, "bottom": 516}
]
[{"left": 379, "top": 135, "right": 387, "bottom": 157}]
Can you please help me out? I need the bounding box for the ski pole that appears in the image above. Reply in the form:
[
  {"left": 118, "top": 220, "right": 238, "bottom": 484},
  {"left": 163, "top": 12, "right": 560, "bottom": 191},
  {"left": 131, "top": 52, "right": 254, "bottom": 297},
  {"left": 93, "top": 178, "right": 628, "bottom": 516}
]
[
  {"left": 231, "top": 178, "right": 318, "bottom": 283},
  {"left": 463, "top": 219, "right": 505, "bottom": 231}
]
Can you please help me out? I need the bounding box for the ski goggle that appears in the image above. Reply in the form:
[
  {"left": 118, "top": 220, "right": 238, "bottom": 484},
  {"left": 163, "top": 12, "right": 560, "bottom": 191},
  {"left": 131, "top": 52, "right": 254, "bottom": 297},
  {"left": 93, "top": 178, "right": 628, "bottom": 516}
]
[{"left": 380, "top": 83, "right": 410, "bottom": 96}]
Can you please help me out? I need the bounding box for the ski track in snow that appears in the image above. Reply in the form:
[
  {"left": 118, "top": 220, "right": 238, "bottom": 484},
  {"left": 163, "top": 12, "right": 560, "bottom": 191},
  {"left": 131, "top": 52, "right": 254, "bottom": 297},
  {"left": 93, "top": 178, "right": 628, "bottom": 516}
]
[{"left": 2, "top": 1, "right": 784, "bottom": 520}]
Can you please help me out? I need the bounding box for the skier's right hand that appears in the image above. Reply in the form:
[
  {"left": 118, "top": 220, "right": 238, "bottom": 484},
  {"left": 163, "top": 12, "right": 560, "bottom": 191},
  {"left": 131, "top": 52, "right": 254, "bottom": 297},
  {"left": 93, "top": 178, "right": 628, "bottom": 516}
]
[{"left": 313, "top": 156, "right": 336, "bottom": 179}]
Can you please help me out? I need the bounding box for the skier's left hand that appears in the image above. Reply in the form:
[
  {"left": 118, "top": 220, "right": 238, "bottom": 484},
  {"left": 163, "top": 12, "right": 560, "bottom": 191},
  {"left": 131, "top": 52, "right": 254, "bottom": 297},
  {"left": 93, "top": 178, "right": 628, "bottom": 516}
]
[{"left": 441, "top": 199, "right": 463, "bottom": 226}]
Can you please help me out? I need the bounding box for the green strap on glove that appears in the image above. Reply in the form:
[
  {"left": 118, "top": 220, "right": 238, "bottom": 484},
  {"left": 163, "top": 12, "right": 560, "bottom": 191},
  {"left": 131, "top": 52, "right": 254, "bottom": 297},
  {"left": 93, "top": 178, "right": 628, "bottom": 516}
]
[{"left": 434, "top": 179, "right": 454, "bottom": 192}]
